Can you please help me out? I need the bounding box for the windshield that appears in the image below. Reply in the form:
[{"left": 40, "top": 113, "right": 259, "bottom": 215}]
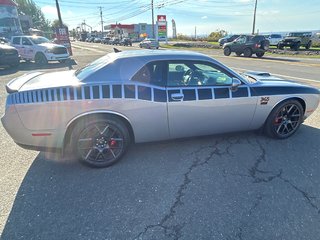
[
  {"left": 29, "top": 36, "right": 51, "bottom": 44},
  {"left": 75, "top": 54, "right": 112, "bottom": 80}
]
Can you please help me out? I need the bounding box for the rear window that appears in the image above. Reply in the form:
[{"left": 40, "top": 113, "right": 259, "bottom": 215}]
[
  {"left": 271, "top": 34, "right": 282, "bottom": 38},
  {"left": 75, "top": 55, "right": 112, "bottom": 80}
]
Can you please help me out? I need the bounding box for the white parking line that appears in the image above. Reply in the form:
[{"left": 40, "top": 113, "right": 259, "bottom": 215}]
[{"left": 232, "top": 67, "right": 320, "bottom": 83}]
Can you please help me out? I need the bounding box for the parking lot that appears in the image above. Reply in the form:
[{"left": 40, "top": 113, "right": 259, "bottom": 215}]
[{"left": 0, "top": 42, "right": 320, "bottom": 240}]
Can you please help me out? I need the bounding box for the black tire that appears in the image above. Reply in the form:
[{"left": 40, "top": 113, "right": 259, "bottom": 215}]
[
  {"left": 223, "top": 47, "right": 231, "bottom": 56},
  {"left": 35, "top": 52, "right": 48, "bottom": 66},
  {"left": 294, "top": 42, "right": 300, "bottom": 51},
  {"left": 256, "top": 52, "right": 265, "bottom": 58},
  {"left": 305, "top": 41, "right": 311, "bottom": 50},
  {"left": 277, "top": 44, "right": 284, "bottom": 50},
  {"left": 235, "top": 51, "right": 242, "bottom": 56},
  {"left": 243, "top": 48, "right": 252, "bottom": 57},
  {"left": 264, "top": 99, "right": 304, "bottom": 139},
  {"left": 71, "top": 115, "right": 130, "bottom": 168}
]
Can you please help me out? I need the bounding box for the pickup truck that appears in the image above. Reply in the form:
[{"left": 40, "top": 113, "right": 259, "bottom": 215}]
[{"left": 11, "top": 35, "right": 69, "bottom": 65}]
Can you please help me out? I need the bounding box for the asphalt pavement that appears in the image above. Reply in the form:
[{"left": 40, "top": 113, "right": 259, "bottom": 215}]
[{"left": 0, "top": 42, "right": 319, "bottom": 240}]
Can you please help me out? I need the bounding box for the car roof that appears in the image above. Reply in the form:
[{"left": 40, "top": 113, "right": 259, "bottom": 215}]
[{"left": 109, "top": 49, "right": 208, "bottom": 60}]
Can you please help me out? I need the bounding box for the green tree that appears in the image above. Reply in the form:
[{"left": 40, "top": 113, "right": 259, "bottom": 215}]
[
  {"left": 208, "top": 29, "right": 228, "bottom": 42},
  {"left": 51, "top": 19, "right": 68, "bottom": 29},
  {"left": 14, "top": 0, "right": 51, "bottom": 32}
]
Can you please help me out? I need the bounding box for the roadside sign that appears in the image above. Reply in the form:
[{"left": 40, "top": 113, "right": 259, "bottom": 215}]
[
  {"left": 55, "top": 27, "right": 73, "bottom": 56},
  {"left": 156, "top": 15, "right": 167, "bottom": 41}
]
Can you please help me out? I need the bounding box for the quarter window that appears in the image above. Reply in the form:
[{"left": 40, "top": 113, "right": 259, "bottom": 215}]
[
  {"left": 167, "top": 61, "right": 233, "bottom": 87},
  {"left": 131, "top": 61, "right": 165, "bottom": 86}
]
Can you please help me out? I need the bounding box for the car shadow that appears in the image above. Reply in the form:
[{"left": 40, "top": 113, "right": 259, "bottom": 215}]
[
  {"left": 1, "top": 125, "right": 320, "bottom": 239},
  {"left": 234, "top": 55, "right": 301, "bottom": 62},
  {"left": 0, "top": 59, "right": 77, "bottom": 77}
]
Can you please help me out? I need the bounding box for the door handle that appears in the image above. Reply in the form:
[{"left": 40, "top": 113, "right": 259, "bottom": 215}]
[{"left": 171, "top": 93, "right": 184, "bottom": 101}]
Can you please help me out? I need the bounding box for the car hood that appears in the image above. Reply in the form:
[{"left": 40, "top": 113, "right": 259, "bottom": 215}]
[
  {"left": 38, "top": 43, "right": 65, "bottom": 49},
  {"left": 0, "top": 44, "right": 17, "bottom": 50},
  {"left": 6, "top": 70, "right": 81, "bottom": 93}
]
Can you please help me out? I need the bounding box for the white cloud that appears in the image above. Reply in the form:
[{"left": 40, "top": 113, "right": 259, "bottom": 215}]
[
  {"left": 201, "top": 16, "right": 208, "bottom": 19},
  {"left": 41, "top": 5, "right": 57, "bottom": 15}
]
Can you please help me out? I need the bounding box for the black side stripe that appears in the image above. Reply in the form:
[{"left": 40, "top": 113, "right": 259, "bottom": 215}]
[{"left": 250, "top": 86, "right": 320, "bottom": 96}]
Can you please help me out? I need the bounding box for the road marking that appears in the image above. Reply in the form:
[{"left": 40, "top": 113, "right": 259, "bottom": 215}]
[
  {"left": 233, "top": 67, "right": 320, "bottom": 83},
  {"left": 72, "top": 43, "right": 106, "bottom": 53}
]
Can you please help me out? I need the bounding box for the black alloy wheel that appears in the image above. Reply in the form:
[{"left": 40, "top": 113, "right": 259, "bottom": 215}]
[
  {"left": 256, "top": 52, "right": 265, "bottom": 58},
  {"left": 223, "top": 47, "right": 231, "bottom": 56},
  {"left": 265, "top": 100, "right": 303, "bottom": 139},
  {"left": 35, "top": 53, "right": 48, "bottom": 66},
  {"left": 243, "top": 48, "right": 252, "bottom": 57},
  {"left": 72, "top": 116, "right": 130, "bottom": 168}
]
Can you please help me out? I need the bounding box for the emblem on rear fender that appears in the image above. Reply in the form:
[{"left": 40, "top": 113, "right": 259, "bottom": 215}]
[{"left": 260, "top": 97, "right": 270, "bottom": 105}]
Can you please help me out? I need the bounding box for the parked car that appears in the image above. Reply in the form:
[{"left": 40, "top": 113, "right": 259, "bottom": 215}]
[
  {"left": 86, "top": 37, "right": 95, "bottom": 43},
  {"left": 278, "top": 32, "right": 312, "bottom": 50},
  {"left": 264, "top": 34, "right": 283, "bottom": 46},
  {"left": 10, "top": 36, "right": 69, "bottom": 65},
  {"left": 0, "top": 39, "right": 20, "bottom": 68},
  {"left": 223, "top": 35, "right": 270, "bottom": 58},
  {"left": 139, "top": 38, "right": 159, "bottom": 49},
  {"left": 2, "top": 50, "right": 319, "bottom": 168},
  {"left": 110, "top": 38, "right": 120, "bottom": 45},
  {"left": 101, "top": 37, "right": 111, "bottom": 44},
  {"left": 93, "top": 37, "right": 101, "bottom": 43},
  {"left": 218, "top": 35, "right": 240, "bottom": 46},
  {"left": 120, "top": 38, "right": 132, "bottom": 46}
]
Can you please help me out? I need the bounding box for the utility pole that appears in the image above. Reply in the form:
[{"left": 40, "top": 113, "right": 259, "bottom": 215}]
[
  {"left": 252, "top": 0, "right": 258, "bottom": 35},
  {"left": 55, "top": 0, "right": 63, "bottom": 27},
  {"left": 151, "top": 0, "right": 155, "bottom": 38},
  {"left": 99, "top": 7, "right": 104, "bottom": 37}
]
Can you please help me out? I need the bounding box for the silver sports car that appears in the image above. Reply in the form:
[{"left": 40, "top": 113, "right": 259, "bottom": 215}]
[{"left": 2, "top": 50, "right": 320, "bottom": 167}]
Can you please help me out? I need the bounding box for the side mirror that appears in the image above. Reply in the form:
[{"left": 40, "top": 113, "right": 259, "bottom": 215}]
[{"left": 231, "top": 78, "right": 241, "bottom": 91}]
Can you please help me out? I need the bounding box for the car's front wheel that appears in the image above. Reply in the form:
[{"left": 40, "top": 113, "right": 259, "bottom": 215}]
[
  {"left": 35, "top": 53, "right": 48, "bottom": 66},
  {"left": 264, "top": 100, "right": 304, "bottom": 139},
  {"left": 71, "top": 115, "right": 130, "bottom": 168},
  {"left": 223, "top": 47, "right": 231, "bottom": 56}
]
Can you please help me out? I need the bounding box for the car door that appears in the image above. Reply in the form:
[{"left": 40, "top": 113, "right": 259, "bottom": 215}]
[
  {"left": 21, "top": 37, "right": 34, "bottom": 60},
  {"left": 231, "top": 36, "right": 246, "bottom": 52},
  {"left": 166, "top": 60, "right": 258, "bottom": 139},
  {"left": 11, "top": 37, "right": 22, "bottom": 56}
]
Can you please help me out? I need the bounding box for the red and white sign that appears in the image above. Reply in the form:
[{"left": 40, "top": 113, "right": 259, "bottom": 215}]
[
  {"left": 157, "top": 15, "right": 166, "bottom": 22},
  {"left": 55, "top": 27, "right": 72, "bottom": 56}
]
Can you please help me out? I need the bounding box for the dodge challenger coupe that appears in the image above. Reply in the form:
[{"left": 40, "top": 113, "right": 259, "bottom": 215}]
[{"left": 2, "top": 50, "right": 320, "bottom": 167}]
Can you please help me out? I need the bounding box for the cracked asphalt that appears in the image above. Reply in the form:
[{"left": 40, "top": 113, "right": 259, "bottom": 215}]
[{"left": 0, "top": 42, "right": 320, "bottom": 240}]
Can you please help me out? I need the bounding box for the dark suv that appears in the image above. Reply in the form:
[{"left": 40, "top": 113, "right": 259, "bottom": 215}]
[
  {"left": 223, "top": 35, "right": 270, "bottom": 58},
  {"left": 277, "top": 32, "right": 312, "bottom": 51}
]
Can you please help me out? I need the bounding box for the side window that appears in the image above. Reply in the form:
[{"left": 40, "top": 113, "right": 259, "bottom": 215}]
[
  {"left": 22, "top": 37, "right": 32, "bottom": 45},
  {"left": 131, "top": 61, "right": 165, "bottom": 86},
  {"left": 12, "top": 37, "right": 20, "bottom": 45},
  {"left": 167, "top": 61, "right": 233, "bottom": 87}
]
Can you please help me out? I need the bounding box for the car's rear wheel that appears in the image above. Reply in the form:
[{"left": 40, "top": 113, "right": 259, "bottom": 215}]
[
  {"left": 264, "top": 100, "right": 304, "bottom": 139},
  {"left": 35, "top": 52, "right": 48, "bottom": 66},
  {"left": 71, "top": 116, "right": 130, "bottom": 168},
  {"left": 243, "top": 48, "right": 252, "bottom": 57},
  {"left": 256, "top": 52, "right": 265, "bottom": 58},
  {"left": 223, "top": 47, "right": 231, "bottom": 56}
]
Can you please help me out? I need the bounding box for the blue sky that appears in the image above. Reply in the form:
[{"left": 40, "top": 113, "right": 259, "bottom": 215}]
[{"left": 35, "top": 0, "right": 319, "bottom": 36}]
